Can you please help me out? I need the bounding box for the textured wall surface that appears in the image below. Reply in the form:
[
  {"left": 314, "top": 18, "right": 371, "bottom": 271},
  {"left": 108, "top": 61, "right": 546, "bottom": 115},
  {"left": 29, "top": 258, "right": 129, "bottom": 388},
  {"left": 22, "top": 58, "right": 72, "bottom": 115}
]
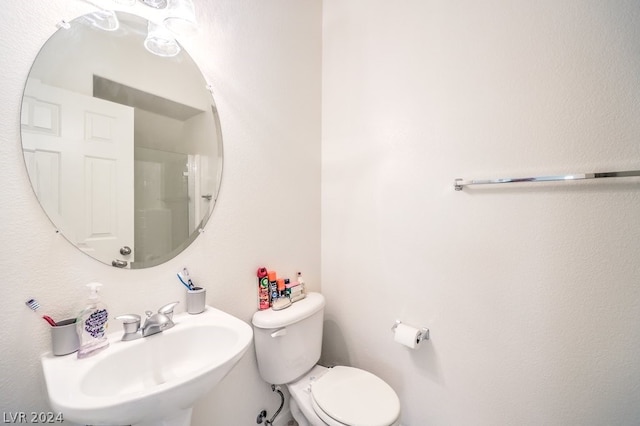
[
  {"left": 321, "top": 1, "right": 640, "bottom": 425},
  {"left": 0, "top": 1, "right": 321, "bottom": 424}
]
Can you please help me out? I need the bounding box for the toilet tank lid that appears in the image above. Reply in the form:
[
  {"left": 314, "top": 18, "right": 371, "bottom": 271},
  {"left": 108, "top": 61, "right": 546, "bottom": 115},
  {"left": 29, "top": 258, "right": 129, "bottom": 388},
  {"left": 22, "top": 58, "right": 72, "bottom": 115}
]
[{"left": 252, "top": 292, "right": 325, "bottom": 329}]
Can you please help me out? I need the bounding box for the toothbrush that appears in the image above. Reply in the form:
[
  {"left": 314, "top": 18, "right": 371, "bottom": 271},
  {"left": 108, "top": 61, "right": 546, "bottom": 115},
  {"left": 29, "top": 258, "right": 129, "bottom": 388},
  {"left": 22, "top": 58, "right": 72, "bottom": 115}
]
[
  {"left": 181, "top": 267, "right": 196, "bottom": 290},
  {"left": 25, "top": 299, "right": 57, "bottom": 326},
  {"left": 177, "top": 272, "right": 192, "bottom": 290}
]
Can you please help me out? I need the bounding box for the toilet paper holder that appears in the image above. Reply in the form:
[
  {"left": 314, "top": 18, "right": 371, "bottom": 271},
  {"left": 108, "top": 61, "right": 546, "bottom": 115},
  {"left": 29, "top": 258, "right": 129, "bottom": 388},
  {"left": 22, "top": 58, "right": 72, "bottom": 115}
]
[{"left": 391, "top": 320, "right": 430, "bottom": 342}]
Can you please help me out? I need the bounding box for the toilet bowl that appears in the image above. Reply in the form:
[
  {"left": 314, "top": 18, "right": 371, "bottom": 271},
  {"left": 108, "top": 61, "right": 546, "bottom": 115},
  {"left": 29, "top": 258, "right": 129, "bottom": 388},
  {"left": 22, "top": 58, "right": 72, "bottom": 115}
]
[
  {"left": 288, "top": 365, "right": 401, "bottom": 426},
  {"left": 252, "top": 292, "right": 401, "bottom": 426}
]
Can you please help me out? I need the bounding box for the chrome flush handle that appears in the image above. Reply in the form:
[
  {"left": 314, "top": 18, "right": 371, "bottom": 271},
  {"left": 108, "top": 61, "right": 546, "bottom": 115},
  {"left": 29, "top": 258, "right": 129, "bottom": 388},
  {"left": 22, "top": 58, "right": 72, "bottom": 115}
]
[{"left": 112, "top": 259, "right": 128, "bottom": 268}]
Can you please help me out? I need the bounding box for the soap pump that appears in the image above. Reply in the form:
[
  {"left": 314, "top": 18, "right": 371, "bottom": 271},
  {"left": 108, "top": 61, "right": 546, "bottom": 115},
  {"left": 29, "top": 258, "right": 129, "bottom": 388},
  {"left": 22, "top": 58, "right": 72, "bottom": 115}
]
[{"left": 76, "top": 282, "right": 109, "bottom": 359}]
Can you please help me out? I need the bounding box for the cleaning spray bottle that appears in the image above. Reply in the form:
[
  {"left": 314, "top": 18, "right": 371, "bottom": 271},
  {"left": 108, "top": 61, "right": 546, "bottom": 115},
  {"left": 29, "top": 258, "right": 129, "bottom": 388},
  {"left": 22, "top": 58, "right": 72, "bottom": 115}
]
[{"left": 76, "top": 282, "right": 109, "bottom": 358}]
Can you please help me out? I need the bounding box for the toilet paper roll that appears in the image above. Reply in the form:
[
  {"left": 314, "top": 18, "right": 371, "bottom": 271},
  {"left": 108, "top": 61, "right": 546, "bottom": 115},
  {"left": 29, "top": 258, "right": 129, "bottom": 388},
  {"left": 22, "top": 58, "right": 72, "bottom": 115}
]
[{"left": 394, "top": 323, "right": 421, "bottom": 349}]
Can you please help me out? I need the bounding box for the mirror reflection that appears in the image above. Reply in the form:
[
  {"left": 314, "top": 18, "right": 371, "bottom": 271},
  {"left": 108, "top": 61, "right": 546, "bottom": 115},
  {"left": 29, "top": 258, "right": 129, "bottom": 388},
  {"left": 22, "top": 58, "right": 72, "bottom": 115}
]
[{"left": 20, "top": 11, "right": 223, "bottom": 269}]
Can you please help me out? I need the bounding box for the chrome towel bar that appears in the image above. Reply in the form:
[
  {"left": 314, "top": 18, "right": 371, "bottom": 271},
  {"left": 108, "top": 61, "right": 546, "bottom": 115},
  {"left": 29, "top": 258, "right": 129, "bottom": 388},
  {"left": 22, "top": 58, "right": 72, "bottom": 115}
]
[{"left": 454, "top": 170, "right": 640, "bottom": 191}]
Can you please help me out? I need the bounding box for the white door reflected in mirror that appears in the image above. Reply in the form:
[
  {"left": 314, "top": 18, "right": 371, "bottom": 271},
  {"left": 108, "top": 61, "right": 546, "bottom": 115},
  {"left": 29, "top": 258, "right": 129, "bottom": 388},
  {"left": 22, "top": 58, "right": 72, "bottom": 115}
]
[{"left": 23, "top": 80, "right": 135, "bottom": 266}]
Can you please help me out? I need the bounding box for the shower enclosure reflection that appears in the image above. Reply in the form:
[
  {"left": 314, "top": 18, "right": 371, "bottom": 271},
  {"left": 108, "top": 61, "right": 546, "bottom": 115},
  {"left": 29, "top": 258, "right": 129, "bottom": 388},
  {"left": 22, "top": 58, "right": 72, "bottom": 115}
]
[{"left": 134, "top": 147, "right": 211, "bottom": 264}]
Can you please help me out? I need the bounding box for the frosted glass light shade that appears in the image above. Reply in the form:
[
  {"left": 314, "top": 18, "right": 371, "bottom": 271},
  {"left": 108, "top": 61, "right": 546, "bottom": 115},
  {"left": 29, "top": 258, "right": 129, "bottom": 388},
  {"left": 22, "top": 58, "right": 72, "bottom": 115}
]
[
  {"left": 163, "top": 0, "right": 199, "bottom": 37},
  {"left": 144, "top": 21, "right": 181, "bottom": 57},
  {"left": 81, "top": 10, "right": 120, "bottom": 31},
  {"left": 140, "top": 0, "right": 168, "bottom": 8}
]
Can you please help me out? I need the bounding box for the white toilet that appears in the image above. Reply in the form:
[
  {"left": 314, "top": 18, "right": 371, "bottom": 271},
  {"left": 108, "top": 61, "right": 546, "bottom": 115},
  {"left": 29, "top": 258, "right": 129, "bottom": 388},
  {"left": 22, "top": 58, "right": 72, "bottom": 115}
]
[{"left": 252, "top": 292, "right": 401, "bottom": 426}]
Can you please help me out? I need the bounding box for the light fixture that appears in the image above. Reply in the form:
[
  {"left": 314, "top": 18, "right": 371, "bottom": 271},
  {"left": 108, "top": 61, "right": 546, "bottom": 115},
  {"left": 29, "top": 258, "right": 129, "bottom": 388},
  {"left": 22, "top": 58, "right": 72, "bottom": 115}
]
[
  {"left": 143, "top": 20, "right": 181, "bottom": 57},
  {"left": 82, "top": 0, "right": 200, "bottom": 57},
  {"left": 139, "top": 0, "right": 168, "bottom": 9},
  {"left": 80, "top": 10, "right": 120, "bottom": 31},
  {"left": 163, "top": 0, "right": 199, "bottom": 37}
]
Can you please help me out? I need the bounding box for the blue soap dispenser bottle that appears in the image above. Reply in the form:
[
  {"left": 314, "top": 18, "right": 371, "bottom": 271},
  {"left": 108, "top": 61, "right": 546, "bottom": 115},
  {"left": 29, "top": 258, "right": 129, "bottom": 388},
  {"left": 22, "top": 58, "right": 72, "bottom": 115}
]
[{"left": 76, "top": 282, "right": 109, "bottom": 358}]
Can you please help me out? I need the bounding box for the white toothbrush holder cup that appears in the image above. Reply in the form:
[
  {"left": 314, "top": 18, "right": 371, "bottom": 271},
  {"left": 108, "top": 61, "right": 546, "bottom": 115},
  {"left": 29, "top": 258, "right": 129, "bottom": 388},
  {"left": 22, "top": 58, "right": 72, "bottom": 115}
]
[
  {"left": 186, "top": 287, "right": 206, "bottom": 314},
  {"left": 51, "top": 318, "right": 79, "bottom": 356}
]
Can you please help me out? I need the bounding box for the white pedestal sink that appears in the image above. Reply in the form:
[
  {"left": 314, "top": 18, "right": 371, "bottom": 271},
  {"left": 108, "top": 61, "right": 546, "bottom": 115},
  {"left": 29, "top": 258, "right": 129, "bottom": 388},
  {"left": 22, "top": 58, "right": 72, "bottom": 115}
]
[{"left": 41, "top": 306, "right": 253, "bottom": 426}]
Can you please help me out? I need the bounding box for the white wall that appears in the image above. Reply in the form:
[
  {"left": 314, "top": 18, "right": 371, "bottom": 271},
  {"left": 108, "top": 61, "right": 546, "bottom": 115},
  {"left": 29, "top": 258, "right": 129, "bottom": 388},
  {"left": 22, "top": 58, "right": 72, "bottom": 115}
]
[
  {"left": 0, "top": 1, "right": 321, "bottom": 425},
  {"left": 322, "top": 1, "right": 640, "bottom": 425}
]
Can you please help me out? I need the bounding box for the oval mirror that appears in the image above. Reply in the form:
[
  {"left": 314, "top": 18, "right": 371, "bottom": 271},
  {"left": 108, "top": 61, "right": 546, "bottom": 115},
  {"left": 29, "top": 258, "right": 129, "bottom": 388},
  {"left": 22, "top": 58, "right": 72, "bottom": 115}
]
[{"left": 20, "top": 11, "right": 223, "bottom": 269}]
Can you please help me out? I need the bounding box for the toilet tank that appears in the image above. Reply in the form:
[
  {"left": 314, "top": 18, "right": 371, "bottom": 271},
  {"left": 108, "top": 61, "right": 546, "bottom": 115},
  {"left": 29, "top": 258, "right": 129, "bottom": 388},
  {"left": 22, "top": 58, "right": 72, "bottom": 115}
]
[{"left": 251, "top": 292, "right": 325, "bottom": 385}]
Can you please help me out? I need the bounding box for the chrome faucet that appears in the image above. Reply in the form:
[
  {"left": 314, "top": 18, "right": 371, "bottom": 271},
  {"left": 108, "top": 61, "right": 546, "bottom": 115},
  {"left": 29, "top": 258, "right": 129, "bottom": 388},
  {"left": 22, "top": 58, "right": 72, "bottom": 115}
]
[
  {"left": 142, "top": 311, "right": 173, "bottom": 337},
  {"left": 116, "top": 301, "right": 180, "bottom": 340}
]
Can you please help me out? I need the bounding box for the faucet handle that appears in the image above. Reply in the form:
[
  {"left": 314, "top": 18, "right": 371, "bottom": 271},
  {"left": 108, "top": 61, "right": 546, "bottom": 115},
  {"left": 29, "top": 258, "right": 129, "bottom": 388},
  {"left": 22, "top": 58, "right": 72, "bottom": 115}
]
[
  {"left": 115, "top": 314, "right": 141, "bottom": 341},
  {"left": 116, "top": 313, "right": 141, "bottom": 321},
  {"left": 158, "top": 301, "right": 180, "bottom": 320}
]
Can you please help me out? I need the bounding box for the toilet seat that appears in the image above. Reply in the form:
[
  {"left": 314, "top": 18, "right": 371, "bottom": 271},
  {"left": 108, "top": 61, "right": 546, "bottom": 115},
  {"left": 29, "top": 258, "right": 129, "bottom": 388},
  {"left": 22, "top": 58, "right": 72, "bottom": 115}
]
[{"left": 310, "top": 366, "right": 400, "bottom": 426}]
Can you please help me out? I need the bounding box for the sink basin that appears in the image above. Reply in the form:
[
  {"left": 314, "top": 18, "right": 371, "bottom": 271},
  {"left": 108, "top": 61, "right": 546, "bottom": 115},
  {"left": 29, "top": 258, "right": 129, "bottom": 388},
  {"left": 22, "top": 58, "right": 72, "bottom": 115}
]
[{"left": 41, "top": 306, "right": 253, "bottom": 426}]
